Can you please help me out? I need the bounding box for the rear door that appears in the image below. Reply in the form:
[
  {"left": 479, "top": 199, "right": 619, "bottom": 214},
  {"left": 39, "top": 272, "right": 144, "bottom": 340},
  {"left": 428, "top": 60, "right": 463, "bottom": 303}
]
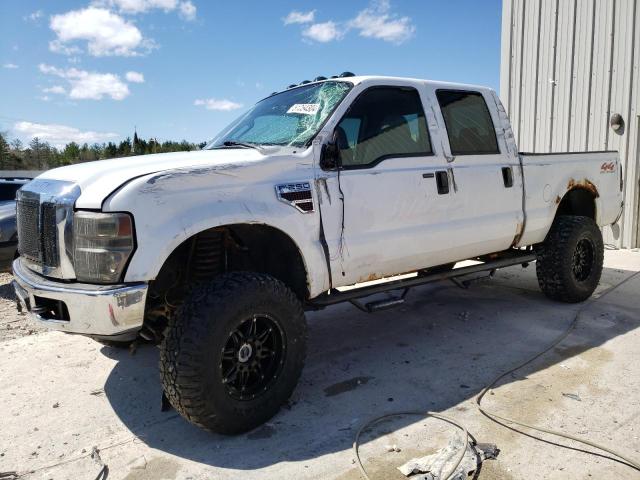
[{"left": 429, "top": 88, "right": 524, "bottom": 257}]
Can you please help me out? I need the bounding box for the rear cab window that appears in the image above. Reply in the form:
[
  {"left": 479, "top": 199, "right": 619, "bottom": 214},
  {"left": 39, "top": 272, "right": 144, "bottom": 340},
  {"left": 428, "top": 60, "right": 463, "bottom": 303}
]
[{"left": 436, "top": 90, "right": 499, "bottom": 155}]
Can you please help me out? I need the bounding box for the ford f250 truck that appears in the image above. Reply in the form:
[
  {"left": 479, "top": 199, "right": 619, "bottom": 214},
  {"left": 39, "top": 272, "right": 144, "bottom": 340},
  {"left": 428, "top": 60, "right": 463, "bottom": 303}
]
[{"left": 12, "top": 75, "right": 623, "bottom": 434}]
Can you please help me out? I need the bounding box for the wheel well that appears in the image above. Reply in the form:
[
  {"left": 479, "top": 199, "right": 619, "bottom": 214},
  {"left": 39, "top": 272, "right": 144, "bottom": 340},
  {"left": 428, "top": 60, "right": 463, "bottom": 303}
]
[
  {"left": 141, "top": 224, "right": 309, "bottom": 341},
  {"left": 555, "top": 188, "right": 596, "bottom": 220}
]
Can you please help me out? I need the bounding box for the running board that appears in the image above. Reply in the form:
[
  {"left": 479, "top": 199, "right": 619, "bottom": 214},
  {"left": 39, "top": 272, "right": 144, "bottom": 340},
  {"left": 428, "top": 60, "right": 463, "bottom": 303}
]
[{"left": 308, "top": 251, "right": 537, "bottom": 309}]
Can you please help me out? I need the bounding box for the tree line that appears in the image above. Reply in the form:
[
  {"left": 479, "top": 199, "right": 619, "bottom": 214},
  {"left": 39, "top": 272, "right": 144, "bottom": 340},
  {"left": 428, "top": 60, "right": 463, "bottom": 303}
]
[{"left": 0, "top": 131, "right": 207, "bottom": 171}]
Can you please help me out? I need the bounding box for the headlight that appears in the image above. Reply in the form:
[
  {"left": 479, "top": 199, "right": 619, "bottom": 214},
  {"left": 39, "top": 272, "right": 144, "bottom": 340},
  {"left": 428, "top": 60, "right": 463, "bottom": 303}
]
[{"left": 73, "top": 211, "right": 135, "bottom": 283}]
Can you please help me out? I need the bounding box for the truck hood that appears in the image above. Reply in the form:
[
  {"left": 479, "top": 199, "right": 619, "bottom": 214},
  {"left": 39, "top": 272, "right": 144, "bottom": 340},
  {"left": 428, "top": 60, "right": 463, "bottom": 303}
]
[{"left": 36, "top": 149, "right": 274, "bottom": 209}]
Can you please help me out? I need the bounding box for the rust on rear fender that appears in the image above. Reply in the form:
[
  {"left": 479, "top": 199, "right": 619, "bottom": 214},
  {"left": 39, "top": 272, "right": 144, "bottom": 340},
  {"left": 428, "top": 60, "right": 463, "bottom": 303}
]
[{"left": 567, "top": 178, "right": 599, "bottom": 198}]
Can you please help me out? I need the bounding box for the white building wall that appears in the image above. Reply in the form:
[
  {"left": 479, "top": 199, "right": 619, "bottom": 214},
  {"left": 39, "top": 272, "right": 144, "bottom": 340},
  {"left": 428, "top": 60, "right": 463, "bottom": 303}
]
[{"left": 501, "top": 0, "right": 640, "bottom": 247}]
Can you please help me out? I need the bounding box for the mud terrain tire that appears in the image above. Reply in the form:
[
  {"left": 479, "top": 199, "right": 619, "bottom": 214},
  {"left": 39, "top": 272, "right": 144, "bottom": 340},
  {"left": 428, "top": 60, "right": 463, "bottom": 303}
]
[
  {"left": 536, "top": 215, "right": 603, "bottom": 303},
  {"left": 160, "top": 272, "right": 307, "bottom": 434}
]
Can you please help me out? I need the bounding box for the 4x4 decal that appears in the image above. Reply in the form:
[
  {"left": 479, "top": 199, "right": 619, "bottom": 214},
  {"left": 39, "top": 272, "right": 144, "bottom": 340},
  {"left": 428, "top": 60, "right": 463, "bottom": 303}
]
[{"left": 601, "top": 162, "right": 616, "bottom": 173}]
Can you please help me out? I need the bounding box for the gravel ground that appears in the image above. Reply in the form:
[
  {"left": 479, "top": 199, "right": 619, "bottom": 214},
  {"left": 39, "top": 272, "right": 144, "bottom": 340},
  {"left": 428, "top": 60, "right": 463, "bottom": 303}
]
[
  {"left": 1, "top": 251, "right": 639, "bottom": 479},
  {"left": 0, "top": 272, "right": 46, "bottom": 342}
]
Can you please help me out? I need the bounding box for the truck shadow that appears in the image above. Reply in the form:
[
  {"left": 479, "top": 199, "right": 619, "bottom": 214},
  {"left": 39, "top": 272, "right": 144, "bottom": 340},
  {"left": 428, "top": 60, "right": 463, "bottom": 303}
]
[{"left": 102, "top": 265, "right": 640, "bottom": 471}]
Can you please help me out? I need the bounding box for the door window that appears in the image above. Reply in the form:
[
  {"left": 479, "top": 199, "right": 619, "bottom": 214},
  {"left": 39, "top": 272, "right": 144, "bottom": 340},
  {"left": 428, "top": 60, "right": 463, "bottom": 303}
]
[
  {"left": 335, "top": 87, "right": 432, "bottom": 168},
  {"left": 436, "top": 90, "right": 499, "bottom": 155}
]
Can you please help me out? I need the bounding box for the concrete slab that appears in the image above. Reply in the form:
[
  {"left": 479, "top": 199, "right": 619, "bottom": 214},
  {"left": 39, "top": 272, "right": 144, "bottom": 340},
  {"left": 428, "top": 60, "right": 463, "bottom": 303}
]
[{"left": 1, "top": 250, "right": 639, "bottom": 479}]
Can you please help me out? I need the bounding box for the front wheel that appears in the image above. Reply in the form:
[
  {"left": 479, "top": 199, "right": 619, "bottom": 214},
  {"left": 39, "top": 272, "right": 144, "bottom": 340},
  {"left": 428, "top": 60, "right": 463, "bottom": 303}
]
[
  {"left": 536, "top": 215, "right": 604, "bottom": 303},
  {"left": 160, "top": 272, "right": 307, "bottom": 434}
]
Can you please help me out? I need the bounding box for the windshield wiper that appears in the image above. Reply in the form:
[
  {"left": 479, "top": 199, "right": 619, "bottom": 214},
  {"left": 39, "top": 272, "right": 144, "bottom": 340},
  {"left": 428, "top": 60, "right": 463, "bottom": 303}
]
[{"left": 216, "top": 141, "right": 264, "bottom": 151}]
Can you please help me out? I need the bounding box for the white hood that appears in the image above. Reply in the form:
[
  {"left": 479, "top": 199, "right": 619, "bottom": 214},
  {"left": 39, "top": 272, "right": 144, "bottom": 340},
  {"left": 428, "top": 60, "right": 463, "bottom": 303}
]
[{"left": 37, "top": 149, "right": 269, "bottom": 209}]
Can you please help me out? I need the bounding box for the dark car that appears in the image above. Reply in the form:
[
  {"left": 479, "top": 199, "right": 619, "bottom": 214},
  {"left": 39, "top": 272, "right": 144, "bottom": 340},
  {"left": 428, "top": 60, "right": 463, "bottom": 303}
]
[{"left": 0, "top": 178, "right": 32, "bottom": 272}]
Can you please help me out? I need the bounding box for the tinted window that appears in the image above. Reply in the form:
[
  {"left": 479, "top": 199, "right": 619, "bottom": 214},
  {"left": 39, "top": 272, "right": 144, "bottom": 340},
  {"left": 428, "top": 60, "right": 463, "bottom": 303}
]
[
  {"left": 335, "top": 87, "right": 432, "bottom": 168},
  {"left": 436, "top": 90, "right": 499, "bottom": 155}
]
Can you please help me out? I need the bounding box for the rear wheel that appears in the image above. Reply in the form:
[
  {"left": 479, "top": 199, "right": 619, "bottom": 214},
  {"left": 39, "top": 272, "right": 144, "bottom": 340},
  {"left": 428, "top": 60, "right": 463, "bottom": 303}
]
[
  {"left": 536, "top": 215, "right": 603, "bottom": 303},
  {"left": 160, "top": 272, "right": 307, "bottom": 434}
]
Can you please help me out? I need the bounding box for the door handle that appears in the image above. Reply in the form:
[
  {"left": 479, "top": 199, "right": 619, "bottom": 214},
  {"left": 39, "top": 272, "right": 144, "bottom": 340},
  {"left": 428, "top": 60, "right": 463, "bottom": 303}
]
[
  {"left": 502, "top": 166, "right": 513, "bottom": 188},
  {"left": 435, "top": 170, "right": 449, "bottom": 194}
]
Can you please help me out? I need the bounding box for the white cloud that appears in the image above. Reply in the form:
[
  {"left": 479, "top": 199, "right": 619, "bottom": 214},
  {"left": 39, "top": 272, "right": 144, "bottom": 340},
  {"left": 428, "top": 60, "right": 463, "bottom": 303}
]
[
  {"left": 50, "top": 7, "right": 146, "bottom": 56},
  {"left": 101, "top": 0, "right": 177, "bottom": 14},
  {"left": 39, "top": 63, "right": 130, "bottom": 100},
  {"left": 42, "top": 85, "right": 67, "bottom": 94},
  {"left": 24, "top": 10, "right": 44, "bottom": 22},
  {"left": 125, "top": 71, "right": 145, "bottom": 83},
  {"left": 194, "top": 98, "right": 243, "bottom": 111},
  {"left": 291, "top": 1, "right": 414, "bottom": 45},
  {"left": 283, "top": 10, "right": 315, "bottom": 25},
  {"left": 302, "top": 21, "right": 343, "bottom": 43},
  {"left": 97, "top": 0, "right": 196, "bottom": 19},
  {"left": 349, "top": 0, "right": 414, "bottom": 44},
  {"left": 49, "top": 40, "right": 83, "bottom": 56},
  {"left": 2, "top": 63, "right": 18, "bottom": 69},
  {"left": 13, "top": 121, "right": 118, "bottom": 148},
  {"left": 179, "top": 1, "right": 196, "bottom": 21}
]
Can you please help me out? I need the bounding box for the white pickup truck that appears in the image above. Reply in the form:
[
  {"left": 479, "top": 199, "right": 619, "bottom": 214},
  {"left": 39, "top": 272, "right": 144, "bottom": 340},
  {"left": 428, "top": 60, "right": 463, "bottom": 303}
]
[{"left": 12, "top": 74, "right": 623, "bottom": 434}]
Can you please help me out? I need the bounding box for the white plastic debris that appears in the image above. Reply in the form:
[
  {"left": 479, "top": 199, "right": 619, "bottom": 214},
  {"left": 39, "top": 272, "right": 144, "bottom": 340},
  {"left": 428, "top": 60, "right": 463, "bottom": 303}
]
[
  {"left": 562, "top": 392, "right": 582, "bottom": 402},
  {"left": 398, "top": 436, "right": 498, "bottom": 480}
]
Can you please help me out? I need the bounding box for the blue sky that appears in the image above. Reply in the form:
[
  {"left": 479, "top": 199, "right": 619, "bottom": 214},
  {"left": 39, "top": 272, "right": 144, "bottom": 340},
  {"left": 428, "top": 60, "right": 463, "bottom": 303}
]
[{"left": 0, "top": 0, "right": 503, "bottom": 148}]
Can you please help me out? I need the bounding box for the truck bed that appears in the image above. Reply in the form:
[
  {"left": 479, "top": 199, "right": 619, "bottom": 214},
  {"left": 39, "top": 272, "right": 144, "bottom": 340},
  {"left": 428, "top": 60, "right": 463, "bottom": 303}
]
[{"left": 517, "top": 151, "right": 622, "bottom": 247}]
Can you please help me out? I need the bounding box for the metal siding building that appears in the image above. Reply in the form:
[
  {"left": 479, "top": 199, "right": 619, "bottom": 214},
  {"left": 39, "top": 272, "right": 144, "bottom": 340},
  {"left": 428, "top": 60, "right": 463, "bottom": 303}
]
[{"left": 500, "top": 0, "right": 640, "bottom": 247}]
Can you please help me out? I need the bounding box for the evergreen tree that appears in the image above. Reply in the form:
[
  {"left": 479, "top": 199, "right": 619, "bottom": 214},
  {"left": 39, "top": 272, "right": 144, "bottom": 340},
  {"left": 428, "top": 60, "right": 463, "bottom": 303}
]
[
  {"left": 28, "top": 137, "right": 45, "bottom": 169},
  {"left": 118, "top": 137, "right": 132, "bottom": 157},
  {"left": 0, "top": 133, "right": 204, "bottom": 170},
  {"left": 133, "top": 129, "right": 141, "bottom": 155},
  {"left": 0, "top": 133, "right": 10, "bottom": 169},
  {"left": 62, "top": 142, "right": 81, "bottom": 164},
  {"left": 105, "top": 142, "right": 117, "bottom": 158}
]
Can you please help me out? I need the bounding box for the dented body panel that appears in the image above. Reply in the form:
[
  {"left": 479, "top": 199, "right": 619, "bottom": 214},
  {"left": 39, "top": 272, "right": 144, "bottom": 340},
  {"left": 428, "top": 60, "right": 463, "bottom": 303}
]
[
  {"left": 102, "top": 148, "right": 331, "bottom": 298},
  {"left": 13, "top": 75, "right": 623, "bottom": 337}
]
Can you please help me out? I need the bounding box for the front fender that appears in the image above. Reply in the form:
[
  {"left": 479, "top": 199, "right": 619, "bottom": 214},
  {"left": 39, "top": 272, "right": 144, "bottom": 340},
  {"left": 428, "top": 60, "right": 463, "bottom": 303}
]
[{"left": 103, "top": 168, "right": 330, "bottom": 298}]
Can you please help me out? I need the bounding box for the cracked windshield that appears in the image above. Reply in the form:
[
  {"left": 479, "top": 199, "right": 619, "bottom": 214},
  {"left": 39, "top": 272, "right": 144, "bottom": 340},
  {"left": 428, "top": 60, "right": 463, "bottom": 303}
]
[{"left": 209, "top": 81, "right": 352, "bottom": 148}]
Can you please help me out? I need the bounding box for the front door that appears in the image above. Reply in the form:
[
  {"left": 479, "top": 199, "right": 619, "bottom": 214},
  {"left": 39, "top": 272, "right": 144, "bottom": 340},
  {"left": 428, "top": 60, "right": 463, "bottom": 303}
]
[{"left": 317, "top": 85, "right": 452, "bottom": 287}]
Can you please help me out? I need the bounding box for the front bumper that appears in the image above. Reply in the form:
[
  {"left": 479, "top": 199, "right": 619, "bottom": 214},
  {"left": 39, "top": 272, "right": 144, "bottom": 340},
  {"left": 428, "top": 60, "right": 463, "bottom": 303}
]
[
  {"left": 12, "top": 257, "right": 147, "bottom": 338},
  {"left": 0, "top": 240, "right": 17, "bottom": 272}
]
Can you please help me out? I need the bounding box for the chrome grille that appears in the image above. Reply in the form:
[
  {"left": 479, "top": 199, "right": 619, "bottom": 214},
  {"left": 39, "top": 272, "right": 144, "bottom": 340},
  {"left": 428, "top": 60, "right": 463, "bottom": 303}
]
[
  {"left": 16, "top": 197, "right": 41, "bottom": 262},
  {"left": 41, "top": 202, "right": 59, "bottom": 266},
  {"left": 16, "top": 198, "right": 60, "bottom": 268},
  {"left": 15, "top": 179, "right": 80, "bottom": 279}
]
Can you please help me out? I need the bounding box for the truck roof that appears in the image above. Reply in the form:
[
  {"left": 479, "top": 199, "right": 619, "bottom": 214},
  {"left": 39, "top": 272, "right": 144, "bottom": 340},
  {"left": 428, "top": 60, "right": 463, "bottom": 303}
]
[{"left": 278, "top": 75, "right": 495, "bottom": 95}]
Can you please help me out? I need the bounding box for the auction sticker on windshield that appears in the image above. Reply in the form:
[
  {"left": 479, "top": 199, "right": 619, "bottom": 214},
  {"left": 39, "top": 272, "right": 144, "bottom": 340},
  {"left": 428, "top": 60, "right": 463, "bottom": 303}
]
[{"left": 287, "top": 104, "right": 320, "bottom": 115}]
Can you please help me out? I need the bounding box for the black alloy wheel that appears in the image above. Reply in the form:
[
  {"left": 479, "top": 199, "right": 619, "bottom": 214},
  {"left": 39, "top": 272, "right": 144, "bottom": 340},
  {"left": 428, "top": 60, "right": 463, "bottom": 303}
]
[{"left": 221, "top": 314, "right": 285, "bottom": 400}]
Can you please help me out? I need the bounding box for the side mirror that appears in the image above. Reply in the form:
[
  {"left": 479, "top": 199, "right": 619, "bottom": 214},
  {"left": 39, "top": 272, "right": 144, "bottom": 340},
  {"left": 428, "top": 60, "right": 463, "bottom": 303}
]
[{"left": 319, "top": 131, "right": 342, "bottom": 170}]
